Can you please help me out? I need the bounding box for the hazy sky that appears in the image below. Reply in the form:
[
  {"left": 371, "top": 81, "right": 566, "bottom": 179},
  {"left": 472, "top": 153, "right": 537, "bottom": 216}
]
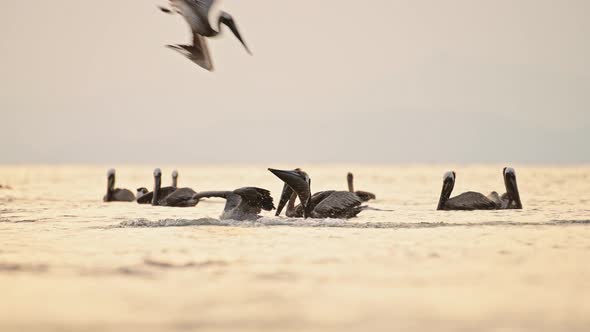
[{"left": 1, "top": 0, "right": 589, "bottom": 164}]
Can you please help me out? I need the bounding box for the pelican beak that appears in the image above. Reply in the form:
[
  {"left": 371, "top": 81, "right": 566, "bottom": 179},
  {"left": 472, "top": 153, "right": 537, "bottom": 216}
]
[
  {"left": 107, "top": 174, "right": 115, "bottom": 191},
  {"left": 437, "top": 171, "right": 455, "bottom": 210},
  {"left": 268, "top": 169, "right": 305, "bottom": 193},
  {"left": 152, "top": 174, "right": 162, "bottom": 206},
  {"left": 268, "top": 168, "right": 311, "bottom": 217},
  {"left": 275, "top": 183, "right": 293, "bottom": 216},
  {"left": 220, "top": 13, "right": 252, "bottom": 55},
  {"left": 503, "top": 168, "right": 522, "bottom": 209}
]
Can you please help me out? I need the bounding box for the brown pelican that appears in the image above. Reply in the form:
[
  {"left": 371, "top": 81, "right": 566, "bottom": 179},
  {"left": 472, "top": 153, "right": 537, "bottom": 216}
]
[
  {"left": 103, "top": 169, "right": 135, "bottom": 202},
  {"left": 192, "top": 187, "right": 275, "bottom": 220},
  {"left": 138, "top": 169, "right": 197, "bottom": 207},
  {"left": 437, "top": 167, "right": 523, "bottom": 211},
  {"left": 160, "top": 0, "right": 251, "bottom": 71},
  {"left": 347, "top": 172, "right": 376, "bottom": 202},
  {"left": 269, "top": 168, "right": 366, "bottom": 219}
]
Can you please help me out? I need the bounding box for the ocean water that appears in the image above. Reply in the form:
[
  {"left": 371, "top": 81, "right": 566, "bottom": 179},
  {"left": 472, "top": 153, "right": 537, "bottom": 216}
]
[{"left": 0, "top": 165, "right": 589, "bottom": 331}]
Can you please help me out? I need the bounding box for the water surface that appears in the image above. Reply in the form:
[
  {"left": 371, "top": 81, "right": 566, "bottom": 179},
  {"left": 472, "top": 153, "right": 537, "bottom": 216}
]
[{"left": 1, "top": 165, "right": 589, "bottom": 331}]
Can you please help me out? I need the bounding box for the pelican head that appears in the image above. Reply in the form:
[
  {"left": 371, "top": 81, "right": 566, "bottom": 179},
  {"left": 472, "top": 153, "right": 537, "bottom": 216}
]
[
  {"left": 503, "top": 167, "right": 522, "bottom": 209},
  {"left": 437, "top": 171, "right": 456, "bottom": 210},
  {"left": 218, "top": 12, "right": 251, "bottom": 54},
  {"left": 268, "top": 168, "right": 312, "bottom": 218},
  {"left": 172, "top": 170, "right": 179, "bottom": 188}
]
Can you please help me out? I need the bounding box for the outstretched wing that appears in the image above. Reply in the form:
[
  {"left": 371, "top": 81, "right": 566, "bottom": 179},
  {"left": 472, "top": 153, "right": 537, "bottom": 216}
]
[
  {"left": 191, "top": 32, "right": 213, "bottom": 71},
  {"left": 446, "top": 191, "right": 498, "bottom": 210},
  {"left": 313, "top": 191, "right": 363, "bottom": 219},
  {"left": 186, "top": 0, "right": 216, "bottom": 12},
  {"left": 233, "top": 187, "right": 275, "bottom": 213},
  {"left": 171, "top": 0, "right": 216, "bottom": 15}
]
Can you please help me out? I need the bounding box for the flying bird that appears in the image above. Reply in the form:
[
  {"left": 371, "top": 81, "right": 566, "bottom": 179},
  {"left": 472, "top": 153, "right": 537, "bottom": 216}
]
[{"left": 160, "top": 0, "right": 251, "bottom": 71}]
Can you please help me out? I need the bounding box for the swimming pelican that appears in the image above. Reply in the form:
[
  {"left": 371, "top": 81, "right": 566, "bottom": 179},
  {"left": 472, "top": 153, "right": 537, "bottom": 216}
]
[
  {"left": 192, "top": 187, "right": 275, "bottom": 220},
  {"left": 138, "top": 169, "right": 197, "bottom": 207},
  {"left": 269, "top": 168, "right": 366, "bottom": 219},
  {"left": 103, "top": 169, "right": 135, "bottom": 202},
  {"left": 347, "top": 172, "right": 376, "bottom": 202},
  {"left": 160, "top": 0, "right": 251, "bottom": 71},
  {"left": 437, "top": 167, "right": 523, "bottom": 210}
]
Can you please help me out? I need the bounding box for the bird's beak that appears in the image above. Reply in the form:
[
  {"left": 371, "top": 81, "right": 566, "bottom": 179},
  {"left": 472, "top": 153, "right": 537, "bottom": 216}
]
[
  {"left": 275, "top": 183, "right": 294, "bottom": 216},
  {"left": 107, "top": 175, "right": 115, "bottom": 191},
  {"left": 268, "top": 168, "right": 311, "bottom": 216},
  {"left": 268, "top": 169, "right": 304, "bottom": 192},
  {"left": 437, "top": 175, "right": 455, "bottom": 210},
  {"left": 152, "top": 175, "right": 162, "bottom": 206},
  {"left": 222, "top": 16, "right": 252, "bottom": 55},
  {"left": 504, "top": 170, "right": 523, "bottom": 209}
]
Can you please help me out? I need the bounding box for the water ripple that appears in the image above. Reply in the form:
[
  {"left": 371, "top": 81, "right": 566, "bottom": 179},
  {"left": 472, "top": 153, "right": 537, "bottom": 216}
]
[{"left": 115, "top": 217, "right": 590, "bottom": 229}]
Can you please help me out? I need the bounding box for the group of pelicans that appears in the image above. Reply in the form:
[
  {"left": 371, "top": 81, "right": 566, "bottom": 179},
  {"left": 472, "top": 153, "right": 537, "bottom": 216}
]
[
  {"left": 104, "top": 167, "right": 523, "bottom": 221},
  {"left": 133, "top": 1, "right": 526, "bottom": 217}
]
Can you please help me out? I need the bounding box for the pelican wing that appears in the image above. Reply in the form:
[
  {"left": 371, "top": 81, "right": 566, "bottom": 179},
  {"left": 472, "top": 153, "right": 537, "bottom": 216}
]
[
  {"left": 233, "top": 187, "right": 275, "bottom": 213},
  {"left": 191, "top": 32, "right": 214, "bottom": 71},
  {"left": 187, "top": 0, "right": 216, "bottom": 11},
  {"left": 163, "top": 188, "right": 197, "bottom": 207},
  {"left": 171, "top": 0, "right": 216, "bottom": 15},
  {"left": 446, "top": 191, "right": 498, "bottom": 210},
  {"left": 293, "top": 190, "right": 333, "bottom": 216},
  {"left": 111, "top": 188, "right": 135, "bottom": 202},
  {"left": 313, "top": 191, "right": 363, "bottom": 218},
  {"left": 136, "top": 191, "right": 153, "bottom": 204}
]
